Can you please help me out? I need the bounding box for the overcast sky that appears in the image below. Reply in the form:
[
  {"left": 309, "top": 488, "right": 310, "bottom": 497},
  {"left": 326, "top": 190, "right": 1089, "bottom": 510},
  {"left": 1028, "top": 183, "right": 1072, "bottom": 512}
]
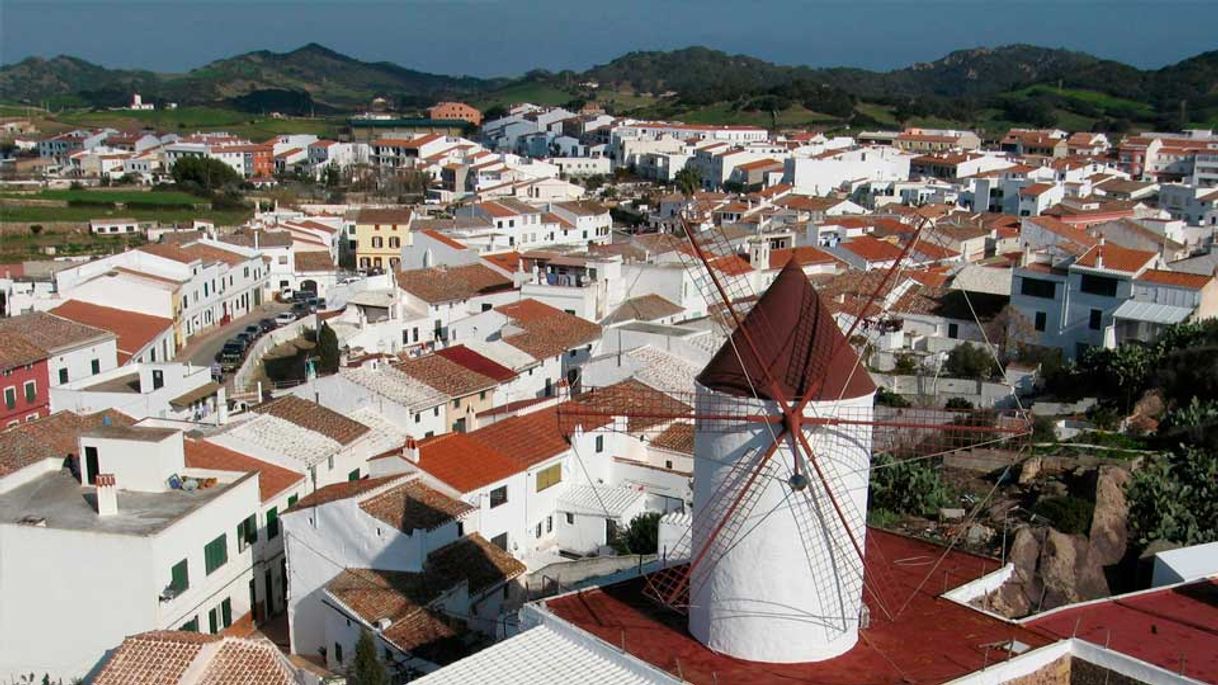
[{"left": 2, "top": 0, "right": 1215, "bottom": 77}]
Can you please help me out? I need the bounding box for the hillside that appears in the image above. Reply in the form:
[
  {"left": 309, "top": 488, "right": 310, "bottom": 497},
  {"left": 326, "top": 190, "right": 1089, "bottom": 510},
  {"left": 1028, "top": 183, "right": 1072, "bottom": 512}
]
[{"left": 2, "top": 43, "right": 1215, "bottom": 130}]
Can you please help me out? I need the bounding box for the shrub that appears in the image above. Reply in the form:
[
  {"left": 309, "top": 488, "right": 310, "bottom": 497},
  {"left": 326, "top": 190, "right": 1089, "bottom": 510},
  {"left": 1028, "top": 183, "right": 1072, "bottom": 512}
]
[
  {"left": 870, "top": 452, "right": 953, "bottom": 516},
  {"left": 611, "top": 511, "right": 661, "bottom": 555},
  {"left": 893, "top": 352, "right": 918, "bottom": 375},
  {"left": 945, "top": 342, "right": 1000, "bottom": 380},
  {"left": 28, "top": 224, "right": 43, "bottom": 235},
  {"left": 1126, "top": 446, "right": 1218, "bottom": 547},
  {"left": 875, "top": 387, "right": 910, "bottom": 408},
  {"left": 945, "top": 397, "right": 974, "bottom": 411},
  {"left": 1032, "top": 495, "right": 1094, "bottom": 534}
]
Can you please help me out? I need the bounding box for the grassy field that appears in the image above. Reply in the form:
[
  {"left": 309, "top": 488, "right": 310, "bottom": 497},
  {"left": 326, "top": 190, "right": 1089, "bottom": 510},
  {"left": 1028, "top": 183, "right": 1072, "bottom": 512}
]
[
  {"left": 29, "top": 106, "right": 343, "bottom": 141},
  {"left": 473, "top": 82, "right": 577, "bottom": 109},
  {"left": 1, "top": 189, "right": 208, "bottom": 206},
  {"left": 0, "top": 227, "right": 148, "bottom": 262},
  {"left": 1016, "top": 85, "right": 1155, "bottom": 119},
  {"left": 854, "top": 102, "right": 900, "bottom": 128},
  {"left": 0, "top": 204, "right": 252, "bottom": 225}
]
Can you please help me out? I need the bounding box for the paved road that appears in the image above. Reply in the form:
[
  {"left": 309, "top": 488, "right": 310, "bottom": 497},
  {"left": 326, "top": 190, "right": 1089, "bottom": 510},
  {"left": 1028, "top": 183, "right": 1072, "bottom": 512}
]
[{"left": 174, "top": 301, "right": 291, "bottom": 367}]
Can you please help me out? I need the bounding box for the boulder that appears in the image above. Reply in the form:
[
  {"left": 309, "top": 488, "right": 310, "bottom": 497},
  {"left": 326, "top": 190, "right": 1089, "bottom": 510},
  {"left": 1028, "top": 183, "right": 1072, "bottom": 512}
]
[
  {"left": 1040, "top": 529, "right": 1084, "bottom": 608},
  {"left": 1088, "top": 466, "right": 1131, "bottom": 568},
  {"left": 1018, "top": 456, "right": 1043, "bottom": 485},
  {"left": 1007, "top": 525, "right": 1041, "bottom": 574}
]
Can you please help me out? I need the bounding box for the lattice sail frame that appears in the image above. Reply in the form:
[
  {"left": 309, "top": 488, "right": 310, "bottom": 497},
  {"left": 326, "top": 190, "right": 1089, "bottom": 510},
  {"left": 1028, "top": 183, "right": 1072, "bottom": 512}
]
[{"left": 557, "top": 213, "right": 1032, "bottom": 620}]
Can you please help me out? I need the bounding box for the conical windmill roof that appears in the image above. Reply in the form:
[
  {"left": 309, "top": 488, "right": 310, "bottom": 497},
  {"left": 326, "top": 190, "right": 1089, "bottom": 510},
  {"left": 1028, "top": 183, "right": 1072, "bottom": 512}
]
[{"left": 697, "top": 259, "right": 876, "bottom": 402}]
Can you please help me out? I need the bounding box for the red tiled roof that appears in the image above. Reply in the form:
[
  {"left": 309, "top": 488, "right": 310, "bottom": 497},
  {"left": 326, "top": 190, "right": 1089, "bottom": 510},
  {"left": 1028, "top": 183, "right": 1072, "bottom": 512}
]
[
  {"left": 395, "top": 264, "right": 513, "bottom": 304},
  {"left": 184, "top": 438, "right": 303, "bottom": 503},
  {"left": 841, "top": 235, "right": 904, "bottom": 264},
  {"left": 708, "top": 254, "right": 754, "bottom": 276},
  {"left": 497, "top": 299, "right": 601, "bottom": 360},
  {"left": 421, "top": 229, "right": 467, "bottom": 250},
  {"left": 292, "top": 476, "right": 398, "bottom": 511},
  {"left": 395, "top": 353, "right": 498, "bottom": 397},
  {"left": 0, "top": 329, "right": 48, "bottom": 370},
  {"left": 1136, "top": 269, "right": 1212, "bottom": 289},
  {"left": 0, "top": 409, "right": 133, "bottom": 477},
  {"left": 481, "top": 251, "right": 523, "bottom": 273},
  {"left": 1028, "top": 579, "right": 1218, "bottom": 683},
  {"left": 0, "top": 310, "right": 113, "bottom": 356},
  {"left": 359, "top": 480, "right": 474, "bottom": 533},
  {"left": 292, "top": 251, "right": 336, "bottom": 273},
  {"left": 355, "top": 207, "right": 413, "bottom": 225},
  {"left": 603, "top": 294, "right": 684, "bottom": 324},
  {"left": 769, "top": 246, "right": 839, "bottom": 270},
  {"left": 434, "top": 345, "right": 518, "bottom": 383},
  {"left": 416, "top": 433, "right": 522, "bottom": 492},
  {"left": 1074, "top": 242, "right": 1156, "bottom": 274},
  {"left": 93, "top": 631, "right": 220, "bottom": 685}
]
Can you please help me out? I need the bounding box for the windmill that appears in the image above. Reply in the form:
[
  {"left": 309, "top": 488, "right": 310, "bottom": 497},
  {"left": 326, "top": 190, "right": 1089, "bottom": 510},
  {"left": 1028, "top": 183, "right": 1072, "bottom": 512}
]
[{"left": 558, "top": 213, "right": 1031, "bottom": 664}]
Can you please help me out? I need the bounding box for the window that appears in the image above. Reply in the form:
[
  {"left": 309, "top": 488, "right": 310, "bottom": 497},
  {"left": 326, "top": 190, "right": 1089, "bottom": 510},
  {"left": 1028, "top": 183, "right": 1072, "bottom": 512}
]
[
  {"left": 481, "top": 303, "right": 492, "bottom": 312},
  {"left": 151, "top": 369, "right": 164, "bottom": 390},
  {"left": 23, "top": 380, "right": 35, "bottom": 403},
  {"left": 208, "top": 608, "right": 219, "bottom": 634},
  {"left": 456, "top": 521, "right": 464, "bottom": 536},
  {"left": 180, "top": 617, "right": 198, "bottom": 632},
  {"left": 489, "top": 485, "right": 508, "bottom": 508},
  {"left": 1089, "top": 308, "right": 1103, "bottom": 331},
  {"left": 595, "top": 435, "right": 604, "bottom": 453},
  {"left": 237, "top": 515, "right": 257, "bottom": 552},
  {"left": 58, "top": 368, "right": 68, "bottom": 384},
  {"left": 490, "top": 532, "right": 508, "bottom": 550},
  {"left": 287, "top": 494, "right": 298, "bottom": 508},
  {"left": 1019, "top": 277, "right": 1056, "bottom": 299},
  {"left": 947, "top": 323, "right": 959, "bottom": 339},
  {"left": 1034, "top": 311, "right": 1047, "bottom": 332},
  {"left": 91, "top": 359, "right": 100, "bottom": 374},
  {"left": 348, "top": 468, "right": 361, "bottom": 481},
  {"left": 389, "top": 237, "right": 400, "bottom": 249},
  {"left": 546, "top": 515, "right": 552, "bottom": 533},
  {"left": 327, "top": 455, "right": 334, "bottom": 470},
  {"left": 479, "top": 390, "right": 487, "bottom": 400},
  {"left": 3, "top": 387, "right": 14, "bottom": 410},
  {"left": 170, "top": 559, "right": 189, "bottom": 594},
  {"left": 452, "top": 398, "right": 460, "bottom": 409},
  {"left": 665, "top": 460, "right": 673, "bottom": 469},
  {"left": 433, "top": 407, "right": 440, "bottom": 417},
  {"left": 536, "top": 522, "right": 542, "bottom": 539},
  {"left": 371, "top": 236, "right": 384, "bottom": 249},
  {"left": 84, "top": 445, "right": 99, "bottom": 484},
  {"left": 565, "top": 512, "right": 574, "bottom": 525},
  {"left": 204, "top": 534, "right": 228, "bottom": 575},
  {"left": 220, "top": 597, "right": 232, "bottom": 628},
  {"left": 266, "top": 507, "right": 280, "bottom": 539},
  {"left": 1079, "top": 274, "right": 1119, "bottom": 297},
  {"left": 334, "top": 642, "right": 344, "bottom": 664},
  {"left": 536, "top": 463, "right": 562, "bottom": 492}
]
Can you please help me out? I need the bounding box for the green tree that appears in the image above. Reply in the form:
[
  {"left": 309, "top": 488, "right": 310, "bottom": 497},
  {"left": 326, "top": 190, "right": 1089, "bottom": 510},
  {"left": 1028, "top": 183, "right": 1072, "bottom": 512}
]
[
  {"left": 893, "top": 352, "right": 918, "bottom": 375},
  {"left": 674, "top": 166, "right": 702, "bottom": 198},
  {"left": 316, "top": 322, "right": 340, "bottom": 375},
  {"left": 170, "top": 156, "right": 241, "bottom": 195},
  {"left": 944, "top": 342, "right": 999, "bottom": 380},
  {"left": 348, "top": 630, "right": 388, "bottom": 685},
  {"left": 945, "top": 397, "right": 974, "bottom": 411},
  {"left": 611, "top": 511, "right": 661, "bottom": 555}
]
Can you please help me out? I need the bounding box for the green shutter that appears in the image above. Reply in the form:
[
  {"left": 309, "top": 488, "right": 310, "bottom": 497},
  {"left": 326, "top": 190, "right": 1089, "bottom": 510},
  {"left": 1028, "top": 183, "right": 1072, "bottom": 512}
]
[
  {"left": 4, "top": 388, "right": 14, "bottom": 410},
  {"left": 170, "top": 559, "right": 189, "bottom": 594},
  {"left": 267, "top": 507, "right": 279, "bottom": 539},
  {"left": 180, "top": 616, "right": 198, "bottom": 632},
  {"left": 287, "top": 494, "right": 298, "bottom": 508},
  {"left": 24, "top": 383, "right": 35, "bottom": 403},
  {"left": 208, "top": 608, "right": 218, "bottom": 634},
  {"left": 205, "top": 534, "right": 227, "bottom": 575},
  {"left": 221, "top": 598, "right": 232, "bottom": 627}
]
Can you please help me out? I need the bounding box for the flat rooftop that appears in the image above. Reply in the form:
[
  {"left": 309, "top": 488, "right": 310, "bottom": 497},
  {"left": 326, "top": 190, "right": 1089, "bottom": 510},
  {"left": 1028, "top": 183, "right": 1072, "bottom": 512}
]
[
  {"left": 0, "top": 470, "right": 241, "bottom": 536},
  {"left": 82, "top": 372, "right": 142, "bottom": 393},
  {"left": 617, "top": 322, "right": 702, "bottom": 337},
  {"left": 544, "top": 529, "right": 1054, "bottom": 685}
]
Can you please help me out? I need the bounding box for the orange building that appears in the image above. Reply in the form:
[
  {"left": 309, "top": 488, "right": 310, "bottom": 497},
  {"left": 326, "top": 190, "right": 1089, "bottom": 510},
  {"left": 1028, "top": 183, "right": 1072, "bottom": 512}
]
[{"left": 427, "top": 101, "right": 483, "bottom": 127}]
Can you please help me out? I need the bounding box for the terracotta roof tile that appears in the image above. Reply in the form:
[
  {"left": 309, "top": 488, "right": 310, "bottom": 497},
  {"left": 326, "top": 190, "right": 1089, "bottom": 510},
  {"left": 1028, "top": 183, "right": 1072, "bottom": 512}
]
[
  {"left": 1075, "top": 242, "right": 1157, "bottom": 274},
  {"left": 49, "top": 300, "right": 172, "bottom": 363},
  {"left": 424, "top": 533, "right": 526, "bottom": 595},
  {"left": 651, "top": 422, "right": 694, "bottom": 455},
  {"left": 433, "top": 345, "right": 518, "bottom": 383},
  {"left": 416, "top": 433, "right": 522, "bottom": 492},
  {"left": 603, "top": 294, "right": 684, "bottom": 324},
  {"left": 0, "top": 330, "right": 47, "bottom": 370},
  {"left": 841, "top": 235, "right": 904, "bottom": 263},
  {"left": 197, "top": 638, "right": 295, "bottom": 685},
  {"left": 292, "top": 476, "right": 399, "bottom": 511},
  {"left": 184, "top": 438, "right": 304, "bottom": 503},
  {"left": 496, "top": 299, "right": 601, "bottom": 360},
  {"left": 93, "top": 630, "right": 219, "bottom": 685},
  {"left": 0, "top": 311, "right": 112, "bottom": 355},
  {"left": 292, "top": 251, "right": 335, "bottom": 273},
  {"left": 568, "top": 380, "right": 690, "bottom": 433},
  {"left": 0, "top": 409, "right": 133, "bottom": 477},
  {"left": 769, "top": 246, "right": 839, "bottom": 270},
  {"left": 395, "top": 353, "right": 498, "bottom": 396},
  {"left": 252, "top": 396, "right": 369, "bottom": 445},
  {"left": 1137, "top": 269, "right": 1213, "bottom": 289},
  {"left": 358, "top": 480, "right": 474, "bottom": 533},
  {"left": 395, "top": 264, "right": 513, "bottom": 304},
  {"left": 481, "top": 251, "right": 523, "bottom": 273},
  {"left": 355, "top": 207, "right": 414, "bottom": 225}
]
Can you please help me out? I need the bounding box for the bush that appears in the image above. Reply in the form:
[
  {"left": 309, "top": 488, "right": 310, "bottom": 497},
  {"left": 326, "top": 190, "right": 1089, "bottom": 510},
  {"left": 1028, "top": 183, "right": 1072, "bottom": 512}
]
[
  {"left": 611, "top": 511, "right": 661, "bottom": 555},
  {"left": 945, "top": 397, "right": 974, "bottom": 411},
  {"left": 28, "top": 224, "right": 43, "bottom": 235},
  {"left": 316, "top": 322, "right": 340, "bottom": 375},
  {"left": 945, "top": 342, "right": 1000, "bottom": 380},
  {"left": 870, "top": 452, "right": 953, "bottom": 516},
  {"left": 875, "top": 387, "right": 910, "bottom": 408},
  {"left": 1126, "top": 445, "right": 1218, "bottom": 547},
  {"left": 893, "top": 352, "right": 918, "bottom": 375},
  {"left": 1032, "top": 495, "right": 1094, "bottom": 534}
]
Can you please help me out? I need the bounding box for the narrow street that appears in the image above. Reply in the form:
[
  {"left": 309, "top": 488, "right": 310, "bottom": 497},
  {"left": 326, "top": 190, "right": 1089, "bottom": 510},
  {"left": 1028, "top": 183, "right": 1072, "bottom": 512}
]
[{"left": 173, "top": 301, "right": 291, "bottom": 367}]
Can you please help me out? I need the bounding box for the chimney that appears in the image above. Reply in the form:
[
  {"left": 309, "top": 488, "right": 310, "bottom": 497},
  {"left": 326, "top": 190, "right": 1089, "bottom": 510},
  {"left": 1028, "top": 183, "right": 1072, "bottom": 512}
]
[
  {"left": 465, "top": 404, "right": 479, "bottom": 432},
  {"left": 402, "top": 437, "right": 420, "bottom": 464},
  {"left": 1096, "top": 237, "right": 1105, "bottom": 270},
  {"left": 96, "top": 473, "right": 118, "bottom": 516}
]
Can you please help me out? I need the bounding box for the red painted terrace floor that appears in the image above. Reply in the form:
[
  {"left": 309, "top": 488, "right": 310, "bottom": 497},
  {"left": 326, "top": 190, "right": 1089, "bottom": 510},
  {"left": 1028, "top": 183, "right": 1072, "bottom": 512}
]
[
  {"left": 1027, "top": 579, "right": 1218, "bottom": 683},
  {"left": 545, "top": 529, "right": 1055, "bottom": 685}
]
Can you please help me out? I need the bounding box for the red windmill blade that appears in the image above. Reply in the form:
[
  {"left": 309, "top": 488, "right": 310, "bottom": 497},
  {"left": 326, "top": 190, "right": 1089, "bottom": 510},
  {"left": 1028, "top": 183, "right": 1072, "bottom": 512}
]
[{"left": 558, "top": 213, "right": 1032, "bottom": 663}]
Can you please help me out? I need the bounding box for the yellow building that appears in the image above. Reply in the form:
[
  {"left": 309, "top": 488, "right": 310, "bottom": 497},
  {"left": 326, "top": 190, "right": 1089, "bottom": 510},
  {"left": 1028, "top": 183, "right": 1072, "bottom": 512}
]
[{"left": 352, "top": 207, "right": 413, "bottom": 272}]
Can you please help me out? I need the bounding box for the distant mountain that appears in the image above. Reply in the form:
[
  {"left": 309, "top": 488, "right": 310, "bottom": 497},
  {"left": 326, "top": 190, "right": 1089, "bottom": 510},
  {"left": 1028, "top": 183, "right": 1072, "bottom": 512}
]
[
  {"left": 0, "top": 43, "right": 505, "bottom": 112},
  {"left": 2, "top": 43, "right": 1214, "bottom": 127}
]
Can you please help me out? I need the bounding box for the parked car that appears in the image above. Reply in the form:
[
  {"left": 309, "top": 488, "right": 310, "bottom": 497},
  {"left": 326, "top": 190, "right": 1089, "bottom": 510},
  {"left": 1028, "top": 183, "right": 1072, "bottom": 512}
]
[
  {"left": 234, "top": 332, "right": 254, "bottom": 348},
  {"left": 243, "top": 324, "right": 261, "bottom": 338},
  {"left": 219, "top": 352, "right": 242, "bottom": 372},
  {"left": 225, "top": 336, "right": 248, "bottom": 352},
  {"left": 315, "top": 297, "right": 328, "bottom": 311},
  {"left": 258, "top": 318, "right": 276, "bottom": 333},
  {"left": 291, "top": 302, "right": 310, "bottom": 317},
  {"left": 279, "top": 287, "right": 294, "bottom": 301},
  {"left": 274, "top": 312, "right": 297, "bottom": 326},
  {"left": 292, "top": 290, "right": 312, "bottom": 303}
]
